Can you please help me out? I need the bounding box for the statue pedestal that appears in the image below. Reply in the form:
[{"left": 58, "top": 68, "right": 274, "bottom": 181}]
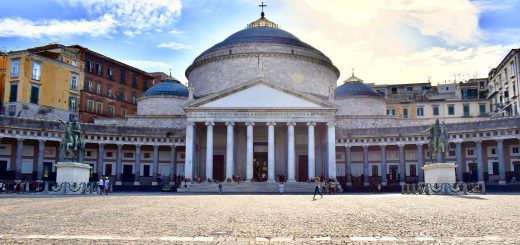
[
  {"left": 422, "top": 162, "right": 456, "bottom": 184},
  {"left": 56, "top": 162, "right": 91, "bottom": 184}
]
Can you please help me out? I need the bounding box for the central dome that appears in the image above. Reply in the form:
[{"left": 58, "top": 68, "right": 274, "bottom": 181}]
[{"left": 186, "top": 14, "right": 339, "bottom": 98}]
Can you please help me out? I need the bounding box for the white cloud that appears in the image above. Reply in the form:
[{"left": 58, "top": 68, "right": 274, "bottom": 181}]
[
  {"left": 158, "top": 41, "right": 191, "bottom": 50},
  {"left": 0, "top": 15, "right": 115, "bottom": 38}
]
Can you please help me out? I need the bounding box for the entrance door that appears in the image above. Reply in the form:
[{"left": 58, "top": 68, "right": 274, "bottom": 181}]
[
  {"left": 213, "top": 155, "right": 225, "bottom": 181},
  {"left": 389, "top": 165, "right": 398, "bottom": 183},
  {"left": 122, "top": 165, "right": 133, "bottom": 182},
  {"left": 0, "top": 160, "right": 6, "bottom": 179},
  {"left": 42, "top": 162, "right": 54, "bottom": 181},
  {"left": 468, "top": 163, "right": 478, "bottom": 182},
  {"left": 298, "top": 155, "right": 308, "bottom": 182},
  {"left": 253, "top": 152, "right": 268, "bottom": 181}
]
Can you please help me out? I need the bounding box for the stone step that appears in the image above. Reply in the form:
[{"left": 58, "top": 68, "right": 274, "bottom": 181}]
[{"left": 179, "top": 182, "right": 318, "bottom": 193}]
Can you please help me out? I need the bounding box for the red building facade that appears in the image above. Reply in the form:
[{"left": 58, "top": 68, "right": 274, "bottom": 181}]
[{"left": 72, "top": 46, "right": 154, "bottom": 123}]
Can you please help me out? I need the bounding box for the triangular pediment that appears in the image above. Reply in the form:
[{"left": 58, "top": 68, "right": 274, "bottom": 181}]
[{"left": 187, "top": 80, "right": 333, "bottom": 109}]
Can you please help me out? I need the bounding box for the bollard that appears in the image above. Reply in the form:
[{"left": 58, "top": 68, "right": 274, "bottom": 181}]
[
  {"left": 480, "top": 182, "right": 486, "bottom": 194},
  {"left": 44, "top": 181, "right": 49, "bottom": 194},
  {"left": 63, "top": 183, "right": 67, "bottom": 194},
  {"left": 401, "top": 184, "right": 405, "bottom": 194},
  {"left": 463, "top": 183, "right": 468, "bottom": 195}
]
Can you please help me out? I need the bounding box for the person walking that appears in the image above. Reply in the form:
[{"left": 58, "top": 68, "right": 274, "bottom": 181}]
[
  {"left": 218, "top": 182, "right": 223, "bottom": 194},
  {"left": 313, "top": 177, "right": 323, "bottom": 200},
  {"left": 278, "top": 182, "right": 285, "bottom": 194},
  {"left": 98, "top": 177, "right": 104, "bottom": 195},
  {"left": 104, "top": 177, "right": 110, "bottom": 195}
]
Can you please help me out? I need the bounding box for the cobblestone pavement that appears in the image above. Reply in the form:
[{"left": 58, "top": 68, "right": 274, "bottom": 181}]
[{"left": 0, "top": 193, "right": 519, "bottom": 244}]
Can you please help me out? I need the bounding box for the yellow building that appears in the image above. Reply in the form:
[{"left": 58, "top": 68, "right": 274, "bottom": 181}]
[
  {"left": 0, "top": 52, "right": 7, "bottom": 107},
  {"left": 3, "top": 44, "right": 84, "bottom": 120}
]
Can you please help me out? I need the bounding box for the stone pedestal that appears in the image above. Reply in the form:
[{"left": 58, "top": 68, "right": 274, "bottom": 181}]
[
  {"left": 422, "top": 163, "right": 457, "bottom": 184},
  {"left": 56, "top": 162, "right": 91, "bottom": 183}
]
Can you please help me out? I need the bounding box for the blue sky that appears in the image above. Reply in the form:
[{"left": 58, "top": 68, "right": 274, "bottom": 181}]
[{"left": 0, "top": 0, "right": 519, "bottom": 85}]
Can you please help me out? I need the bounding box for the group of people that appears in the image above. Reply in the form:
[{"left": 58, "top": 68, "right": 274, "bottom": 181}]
[
  {"left": 313, "top": 177, "right": 338, "bottom": 200},
  {"left": 0, "top": 178, "right": 33, "bottom": 193},
  {"left": 98, "top": 177, "right": 111, "bottom": 195}
]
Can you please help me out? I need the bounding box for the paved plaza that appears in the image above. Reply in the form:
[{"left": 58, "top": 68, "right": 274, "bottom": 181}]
[{"left": 0, "top": 194, "right": 519, "bottom": 244}]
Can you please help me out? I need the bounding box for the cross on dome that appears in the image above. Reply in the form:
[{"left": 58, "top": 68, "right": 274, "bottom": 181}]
[{"left": 259, "top": 2, "right": 267, "bottom": 17}]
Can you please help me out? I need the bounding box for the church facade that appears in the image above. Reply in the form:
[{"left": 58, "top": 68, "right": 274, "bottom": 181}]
[{"left": 0, "top": 13, "right": 519, "bottom": 188}]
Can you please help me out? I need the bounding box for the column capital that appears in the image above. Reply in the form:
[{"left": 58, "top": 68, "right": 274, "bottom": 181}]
[
  {"left": 117, "top": 144, "right": 123, "bottom": 149},
  {"left": 362, "top": 145, "right": 369, "bottom": 150},
  {"left": 38, "top": 139, "right": 46, "bottom": 144},
  {"left": 397, "top": 143, "right": 405, "bottom": 149},
  {"left": 16, "top": 138, "right": 25, "bottom": 143},
  {"left": 379, "top": 144, "right": 387, "bottom": 150},
  {"left": 187, "top": 121, "right": 195, "bottom": 126},
  {"left": 287, "top": 121, "right": 296, "bottom": 126},
  {"left": 245, "top": 122, "right": 255, "bottom": 127},
  {"left": 344, "top": 144, "right": 351, "bottom": 149},
  {"left": 474, "top": 140, "right": 483, "bottom": 145},
  {"left": 135, "top": 144, "right": 142, "bottom": 149},
  {"left": 306, "top": 121, "right": 316, "bottom": 127},
  {"left": 326, "top": 121, "right": 336, "bottom": 127},
  {"left": 416, "top": 142, "right": 424, "bottom": 147},
  {"left": 205, "top": 121, "right": 215, "bottom": 126},
  {"left": 153, "top": 144, "right": 159, "bottom": 150},
  {"left": 496, "top": 138, "right": 504, "bottom": 144},
  {"left": 225, "top": 121, "right": 235, "bottom": 127},
  {"left": 266, "top": 121, "right": 276, "bottom": 126}
]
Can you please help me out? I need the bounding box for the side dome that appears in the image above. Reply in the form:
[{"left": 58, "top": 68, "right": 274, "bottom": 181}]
[
  {"left": 143, "top": 78, "right": 188, "bottom": 97},
  {"left": 334, "top": 74, "right": 386, "bottom": 116}
]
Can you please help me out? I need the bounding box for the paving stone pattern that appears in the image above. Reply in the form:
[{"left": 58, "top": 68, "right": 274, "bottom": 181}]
[{"left": 0, "top": 194, "right": 519, "bottom": 244}]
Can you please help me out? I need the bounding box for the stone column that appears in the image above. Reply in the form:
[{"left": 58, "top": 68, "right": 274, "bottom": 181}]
[
  {"left": 307, "top": 122, "right": 316, "bottom": 181},
  {"left": 287, "top": 122, "right": 296, "bottom": 182},
  {"left": 362, "top": 145, "right": 369, "bottom": 186},
  {"left": 98, "top": 144, "right": 105, "bottom": 176},
  {"left": 246, "top": 122, "right": 255, "bottom": 181},
  {"left": 205, "top": 121, "right": 214, "bottom": 181},
  {"left": 152, "top": 144, "right": 159, "bottom": 185},
  {"left": 225, "top": 122, "right": 235, "bottom": 180},
  {"left": 417, "top": 143, "right": 424, "bottom": 182},
  {"left": 37, "top": 140, "right": 45, "bottom": 181},
  {"left": 380, "top": 145, "right": 387, "bottom": 185},
  {"left": 345, "top": 145, "right": 352, "bottom": 186},
  {"left": 327, "top": 122, "right": 337, "bottom": 180},
  {"left": 134, "top": 144, "right": 141, "bottom": 185},
  {"left": 398, "top": 144, "right": 405, "bottom": 184},
  {"left": 497, "top": 139, "right": 506, "bottom": 185},
  {"left": 15, "top": 138, "right": 24, "bottom": 180},
  {"left": 116, "top": 144, "right": 123, "bottom": 184},
  {"left": 475, "top": 140, "right": 484, "bottom": 182},
  {"left": 267, "top": 122, "right": 276, "bottom": 182},
  {"left": 184, "top": 122, "right": 195, "bottom": 180},
  {"left": 455, "top": 141, "right": 463, "bottom": 182},
  {"left": 170, "top": 145, "right": 177, "bottom": 184}
]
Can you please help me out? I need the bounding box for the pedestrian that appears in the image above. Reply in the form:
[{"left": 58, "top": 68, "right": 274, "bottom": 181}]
[
  {"left": 278, "top": 182, "right": 284, "bottom": 194},
  {"left": 313, "top": 177, "right": 323, "bottom": 200},
  {"left": 330, "top": 180, "right": 336, "bottom": 194},
  {"left": 218, "top": 182, "right": 222, "bottom": 194},
  {"left": 98, "top": 177, "right": 104, "bottom": 195},
  {"left": 104, "top": 177, "right": 110, "bottom": 195}
]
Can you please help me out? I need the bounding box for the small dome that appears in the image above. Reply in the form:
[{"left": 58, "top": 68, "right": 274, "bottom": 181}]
[
  {"left": 143, "top": 78, "right": 188, "bottom": 97},
  {"left": 335, "top": 74, "right": 383, "bottom": 99}
]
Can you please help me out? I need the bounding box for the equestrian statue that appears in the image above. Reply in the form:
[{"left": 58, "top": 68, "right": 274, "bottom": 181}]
[
  {"left": 58, "top": 116, "right": 85, "bottom": 162},
  {"left": 422, "top": 118, "right": 449, "bottom": 163}
]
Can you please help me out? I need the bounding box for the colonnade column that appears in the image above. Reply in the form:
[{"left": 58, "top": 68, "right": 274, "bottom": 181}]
[
  {"left": 417, "top": 143, "right": 424, "bottom": 182},
  {"left": 184, "top": 122, "right": 194, "bottom": 180},
  {"left": 345, "top": 145, "right": 352, "bottom": 186},
  {"left": 98, "top": 144, "right": 105, "bottom": 176},
  {"left": 134, "top": 144, "right": 141, "bottom": 185},
  {"left": 287, "top": 122, "right": 296, "bottom": 182},
  {"left": 152, "top": 144, "right": 159, "bottom": 185},
  {"left": 497, "top": 139, "right": 506, "bottom": 185},
  {"left": 267, "top": 122, "right": 276, "bottom": 182},
  {"left": 116, "top": 144, "right": 123, "bottom": 184},
  {"left": 307, "top": 122, "right": 316, "bottom": 181},
  {"left": 362, "top": 145, "right": 369, "bottom": 186},
  {"left": 246, "top": 122, "right": 255, "bottom": 181},
  {"left": 37, "top": 140, "right": 45, "bottom": 180},
  {"left": 380, "top": 145, "right": 387, "bottom": 185},
  {"left": 475, "top": 140, "right": 484, "bottom": 182},
  {"left": 398, "top": 144, "right": 405, "bottom": 184},
  {"left": 225, "top": 122, "right": 235, "bottom": 180},
  {"left": 327, "top": 122, "right": 337, "bottom": 180},
  {"left": 455, "top": 141, "right": 463, "bottom": 182},
  {"left": 205, "top": 121, "right": 214, "bottom": 181},
  {"left": 15, "top": 138, "right": 24, "bottom": 180},
  {"left": 170, "top": 145, "right": 177, "bottom": 184}
]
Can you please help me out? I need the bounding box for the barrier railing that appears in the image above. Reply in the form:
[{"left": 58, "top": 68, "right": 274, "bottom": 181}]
[{"left": 402, "top": 183, "right": 485, "bottom": 195}]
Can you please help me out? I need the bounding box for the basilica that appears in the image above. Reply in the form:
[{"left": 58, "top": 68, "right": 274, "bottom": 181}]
[{"left": 1, "top": 12, "right": 519, "bottom": 191}]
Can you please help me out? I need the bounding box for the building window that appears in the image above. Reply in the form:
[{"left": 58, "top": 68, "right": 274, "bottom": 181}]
[
  {"left": 463, "top": 104, "right": 470, "bottom": 117},
  {"left": 143, "top": 165, "right": 150, "bottom": 177},
  {"left": 371, "top": 165, "right": 378, "bottom": 177},
  {"left": 30, "top": 85, "right": 39, "bottom": 104},
  {"left": 386, "top": 109, "right": 395, "bottom": 116},
  {"left": 492, "top": 162, "right": 499, "bottom": 175},
  {"left": 10, "top": 59, "right": 20, "bottom": 78},
  {"left": 131, "top": 93, "right": 137, "bottom": 104},
  {"left": 87, "top": 80, "right": 93, "bottom": 92},
  {"left": 120, "top": 69, "right": 126, "bottom": 83},
  {"left": 107, "top": 105, "right": 115, "bottom": 116},
  {"left": 511, "top": 61, "right": 517, "bottom": 78},
  {"left": 86, "top": 60, "right": 93, "bottom": 72},
  {"left": 9, "top": 84, "right": 18, "bottom": 102},
  {"left": 504, "top": 90, "right": 509, "bottom": 98},
  {"left": 416, "top": 107, "right": 424, "bottom": 116},
  {"left": 432, "top": 105, "right": 439, "bottom": 116},
  {"left": 391, "top": 87, "right": 397, "bottom": 94},
  {"left": 143, "top": 80, "right": 148, "bottom": 91},
  {"left": 95, "top": 63, "right": 102, "bottom": 76},
  {"left": 108, "top": 67, "right": 113, "bottom": 79},
  {"left": 107, "top": 87, "right": 113, "bottom": 98},
  {"left": 479, "top": 104, "right": 486, "bottom": 115},
  {"left": 70, "top": 74, "right": 78, "bottom": 90},
  {"left": 117, "top": 89, "right": 125, "bottom": 101},
  {"left": 409, "top": 164, "right": 417, "bottom": 177},
  {"left": 95, "top": 102, "right": 103, "bottom": 114},
  {"left": 448, "top": 104, "right": 455, "bottom": 115},
  {"left": 121, "top": 108, "right": 127, "bottom": 117},
  {"left": 512, "top": 146, "right": 519, "bottom": 154},
  {"left": 96, "top": 83, "right": 101, "bottom": 94},
  {"left": 467, "top": 148, "right": 474, "bottom": 157},
  {"left": 86, "top": 100, "right": 94, "bottom": 112},
  {"left": 403, "top": 108, "right": 408, "bottom": 118},
  {"left": 32, "top": 61, "right": 41, "bottom": 80},
  {"left": 132, "top": 74, "right": 137, "bottom": 88},
  {"left": 105, "top": 164, "right": 112, "bottom": 176},
  {"left": 491, "top": 147, "right": 496, "bottom": 155},
  {"left": 69, "top": 96, "right": 77, "bottom": 111}
]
